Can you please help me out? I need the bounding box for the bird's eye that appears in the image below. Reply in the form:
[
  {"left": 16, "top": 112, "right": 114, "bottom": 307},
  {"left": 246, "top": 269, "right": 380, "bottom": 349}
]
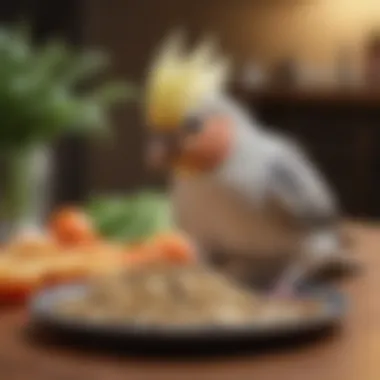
[{"left": 185, "top": 116, "right": 203, "bottom": 134}]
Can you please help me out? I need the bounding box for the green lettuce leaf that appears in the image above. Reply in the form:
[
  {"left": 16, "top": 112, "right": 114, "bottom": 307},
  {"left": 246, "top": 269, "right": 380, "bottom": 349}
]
[{"left": 86, "top": 191, "right": 174, "bottom": 242}]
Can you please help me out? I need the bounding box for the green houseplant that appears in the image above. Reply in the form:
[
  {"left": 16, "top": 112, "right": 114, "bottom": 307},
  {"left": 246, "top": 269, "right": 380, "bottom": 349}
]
[{"left": 0, "top": 25, "right": 137, "bottom": 239}]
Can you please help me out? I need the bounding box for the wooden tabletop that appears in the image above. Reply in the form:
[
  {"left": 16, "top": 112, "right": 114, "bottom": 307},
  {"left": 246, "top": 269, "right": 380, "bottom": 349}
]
[{"left": 0, "top": 223, "right": 378, "bottom": 380}]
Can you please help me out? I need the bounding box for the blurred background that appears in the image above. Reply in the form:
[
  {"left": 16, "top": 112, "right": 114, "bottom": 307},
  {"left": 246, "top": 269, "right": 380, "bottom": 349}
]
[{"left": 3, "top": 0, "right": 380, "bottom": 219}]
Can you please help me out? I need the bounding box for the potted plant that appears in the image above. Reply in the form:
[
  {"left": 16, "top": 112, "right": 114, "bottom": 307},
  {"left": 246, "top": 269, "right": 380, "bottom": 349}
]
[{"left": 0, "top": 25, "right": 137, "bottom": 240}]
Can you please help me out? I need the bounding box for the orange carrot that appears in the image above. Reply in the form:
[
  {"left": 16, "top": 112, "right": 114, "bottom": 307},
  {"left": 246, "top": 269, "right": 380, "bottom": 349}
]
[
  {"left": 149, "top": 232, "right": 196, "bottom": 264},
  {"left": 49, "top": 207, "right": 98, "bottom": 247}
]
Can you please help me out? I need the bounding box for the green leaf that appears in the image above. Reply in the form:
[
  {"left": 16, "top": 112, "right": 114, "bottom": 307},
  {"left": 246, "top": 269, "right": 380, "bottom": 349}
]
[
  {"left": 0, "top": 24, "right": 138, "bottom": 148},
  {"left": 61, "top": 50, "right": 109, "bottom": 87},
  {"left": 32, "top": 41, "right": 72, "bottom": 82},
  {"left": 91, "top": 82, "right": 138, "bottom": 105},
  {"left": 85, "top": 192, "right": 173, "bottom": 242}
]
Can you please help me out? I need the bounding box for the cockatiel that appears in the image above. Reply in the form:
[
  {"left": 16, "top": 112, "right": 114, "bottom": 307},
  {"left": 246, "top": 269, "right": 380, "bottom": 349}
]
[{"left": 144, "top": 32, "right": 352, "bottom": 294}]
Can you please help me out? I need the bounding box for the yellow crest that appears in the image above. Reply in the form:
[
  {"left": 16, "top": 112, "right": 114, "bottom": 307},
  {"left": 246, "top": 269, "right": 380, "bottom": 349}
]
[{"left": 145, "top": 31, "right": 230, "bottom": 131}]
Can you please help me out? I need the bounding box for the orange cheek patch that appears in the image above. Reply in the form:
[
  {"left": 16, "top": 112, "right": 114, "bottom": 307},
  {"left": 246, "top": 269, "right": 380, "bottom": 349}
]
[{"left": 180, "top": 115, "right": 233, "bottom": 172}]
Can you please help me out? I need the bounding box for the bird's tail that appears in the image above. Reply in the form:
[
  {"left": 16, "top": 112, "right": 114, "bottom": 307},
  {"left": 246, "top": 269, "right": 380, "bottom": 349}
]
[{"left": 273, "top": 228, "right": 357, "bottom": 296}]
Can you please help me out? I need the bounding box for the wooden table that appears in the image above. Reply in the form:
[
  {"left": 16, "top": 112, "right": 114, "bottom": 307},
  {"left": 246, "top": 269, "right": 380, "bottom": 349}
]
[{"left": 0, "top": 223, "right": 378, "bottom": 380}]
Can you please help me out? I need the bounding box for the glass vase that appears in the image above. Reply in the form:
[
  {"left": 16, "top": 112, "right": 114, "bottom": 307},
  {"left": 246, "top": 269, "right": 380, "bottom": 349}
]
[{"left": 1, "top": 144, "right": 52, "bottom": 241}]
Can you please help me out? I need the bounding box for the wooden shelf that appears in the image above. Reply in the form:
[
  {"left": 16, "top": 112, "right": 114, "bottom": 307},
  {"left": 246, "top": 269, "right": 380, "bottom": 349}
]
[{"left": 232, "top": 86, "right": 380, "bottom": 107}]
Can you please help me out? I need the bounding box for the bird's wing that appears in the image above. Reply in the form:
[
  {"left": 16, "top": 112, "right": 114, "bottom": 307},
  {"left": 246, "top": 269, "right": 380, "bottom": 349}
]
[
  {"left": 267, "top": 135, "right": 339, "bottom": 226},
  {"left": 266, "top": 135, "right": 347, "bottom": 294}
]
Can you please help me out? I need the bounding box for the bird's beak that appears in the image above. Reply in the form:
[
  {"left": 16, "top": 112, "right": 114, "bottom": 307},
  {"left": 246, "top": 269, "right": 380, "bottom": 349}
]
[{"left": 145, "top": 133, "right": 181, "bottom": 172}]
